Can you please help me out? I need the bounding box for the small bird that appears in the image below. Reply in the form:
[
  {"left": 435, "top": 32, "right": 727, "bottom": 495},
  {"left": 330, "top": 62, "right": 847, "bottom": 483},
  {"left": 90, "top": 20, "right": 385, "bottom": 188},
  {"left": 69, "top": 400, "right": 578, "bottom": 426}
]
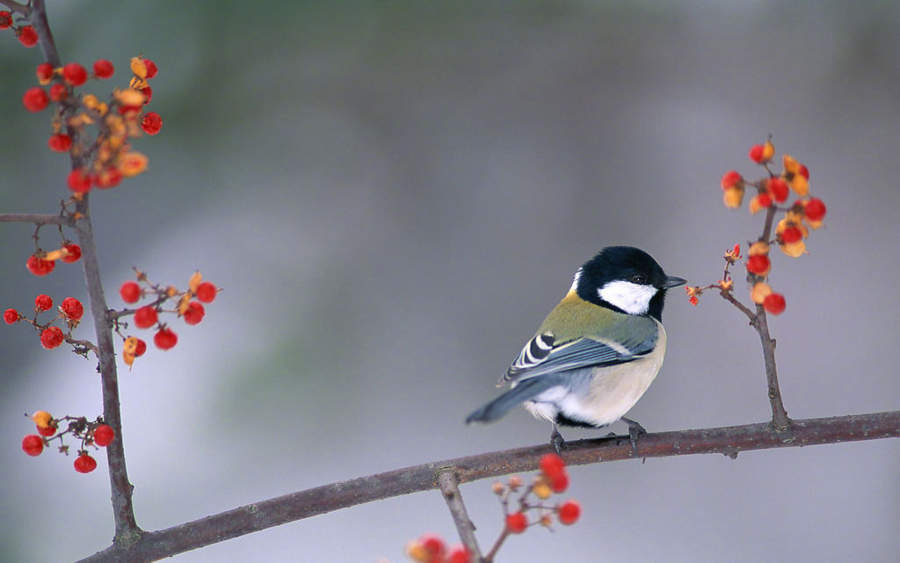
[{"left": 466, "top": 246, "right": 685, "bottom": 451}]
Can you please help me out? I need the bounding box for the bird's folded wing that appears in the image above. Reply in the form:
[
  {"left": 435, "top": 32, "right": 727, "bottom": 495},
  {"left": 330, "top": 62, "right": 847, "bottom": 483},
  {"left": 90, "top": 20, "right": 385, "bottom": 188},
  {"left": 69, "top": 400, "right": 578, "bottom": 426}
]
[{"left": 502, "top": 316, "right": 658, "bottom": 383}]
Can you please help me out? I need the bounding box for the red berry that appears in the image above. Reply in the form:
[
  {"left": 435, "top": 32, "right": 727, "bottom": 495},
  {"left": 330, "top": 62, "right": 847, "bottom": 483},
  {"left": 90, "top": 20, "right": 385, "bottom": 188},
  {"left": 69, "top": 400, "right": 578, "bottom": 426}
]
[
  {"left": 447, "top": 546, "right": 470, "bottom": 563},
  {"left": 48, "top": 133, "right": 73, "bottom": 153},
  {"left": 134, "top": 338, "right": 147, "bottom": 357},
  {"left": 61, "top": 243, "right": 82, "bottom": 263},
  {"left": 18, "top": 25, "right": 38, "bottom": 47},
  {"left": 720, "top": 170, "right": 743, "bottom": 191},
  {"left": 74, "top": 453, "right": 98, "bottom": 474},
  {"left": 420, "top": 534, "right": 445, "bottom": 557},
  {"left": 93, "top": 59, "right": 115, "bottom": 79},
  {"left": 35, "top": 294, "right": 53, "bottom": 311},
  {"left": 748, "top": 144, "right": 765, "bottom": 163},
  {"left": 22, "top": 86, "right": 49, "bottom": 112},
  {"left": 36, "top": 62, "right": 54, "bottom": 82},
  {"left": 0, "top": 11, "right": 11, "bottom": 30},
  {"left": 40, "top": 326, "right": 64, "bottom": 349},
  {"left": 120, "top": 281, "right": 142, "bottom": 303},
  {"left": 506, "top": 512, "right": 528, "bottom": 534},
  {"left": 144, "top": 59, "right": 158, "bottom": 79},
  {"left": 49, "top": 82, "right": 68, "bottom": 102},
  {"left": 195, "top": 281, "right": 217, "bottom": 303},
  {"left": 26, "top": 254, "right": 55, "bottom": 276},
  {"left": 93, "top": 424, "right": 115, "bottom": 447},
  {"left": 140, "top": 85, "right": 153, "bottom": 104},
  {"left": 539, "top": 453, "right": 567, "bottom": 480},
  {"left": 798, "top": 164, "right": 810, "bottom": 180},
  {"left": 141, "top": 112, "right": 163, "bottom": 135},
  {"left": 67, "top": 168, "right": 92, "bottom": 193},
  {"left": 22, "top": 435, "right": 44, "bottom": 456},
  {"left": 133, "top": 305, "right": 158, "bottom": 328},
  {"left": 62, "top": 62, "right": 88, "bottom": 87},
  {"left": 183, "top": 301, "right": 205, "bottom": 325},
  {"left": 757, "top": 192, "right": 773, "bottom": 208},
  {"left": 557, "top": 500, "right": 581, "bottom": 525},
  {"left": 550, "top": 472, "right": 570, "bottom": 493},
  {"left": 36, "top": 424, "right": 56, "bottom": 437},
  {"left": 154, "top": 327, "right": 178, "bottom": 350},
  {"left": 94, "top": 167, "right": 123, "bottom": 189},
  {"left": 61, "top": 297, "right": 84, "bottom": 321},
  {"left": 746, "top": 254, "right": 771, "bottom": 276},
  {"left": 805, "top": 198, "right": 827, "bottom": 222},
  {"left": 763, "top": 292, "right": 786, "bottom": 315},
  {"left": 781, "top": 226, "right": 803, "bottom": 244},
  {"left": 4, "top": 308, "right": 19, "bottom": 324},
  {"left": 767, "top": 177, "right": 789, "bottom": 203}
]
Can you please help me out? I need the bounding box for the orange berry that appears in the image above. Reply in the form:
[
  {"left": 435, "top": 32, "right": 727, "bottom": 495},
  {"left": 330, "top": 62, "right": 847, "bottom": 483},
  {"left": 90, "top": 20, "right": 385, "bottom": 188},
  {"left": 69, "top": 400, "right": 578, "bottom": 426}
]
[
  {"left": 723, "top": 186, "right": 744, "bottom": 209},
  {"left": 750, "top": 282, "right": 773, "bottom": 305},
  {"left": 32, "top": 410, "right": 53, "bottom": 428}
]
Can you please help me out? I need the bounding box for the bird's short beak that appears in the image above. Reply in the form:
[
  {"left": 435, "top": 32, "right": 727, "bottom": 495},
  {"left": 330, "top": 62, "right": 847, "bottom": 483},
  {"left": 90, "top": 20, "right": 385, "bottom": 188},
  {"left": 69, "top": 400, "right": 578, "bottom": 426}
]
[{"left": 664, "top": 276, "right": 687, "bottom": 288}]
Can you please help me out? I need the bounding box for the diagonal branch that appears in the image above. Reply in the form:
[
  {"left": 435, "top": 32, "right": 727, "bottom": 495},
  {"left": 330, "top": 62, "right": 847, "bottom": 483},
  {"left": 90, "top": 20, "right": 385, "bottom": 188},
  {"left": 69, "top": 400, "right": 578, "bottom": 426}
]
[
  {"left": 437, "top": 470, "right": 482, "bottom": 561},
  {"left": 75, "top": 411, "right": 900, "bottom": 563}
]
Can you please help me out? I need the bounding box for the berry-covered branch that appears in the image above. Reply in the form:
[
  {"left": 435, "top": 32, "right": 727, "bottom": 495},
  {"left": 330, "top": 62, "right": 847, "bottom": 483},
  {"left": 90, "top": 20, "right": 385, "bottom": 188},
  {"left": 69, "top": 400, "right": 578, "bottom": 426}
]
[
  {"left": 686, "top": 140, "right": 826, "bottom": 430},
  {"left": 74, "top": 411, "right": 900, "bottom": 563}
]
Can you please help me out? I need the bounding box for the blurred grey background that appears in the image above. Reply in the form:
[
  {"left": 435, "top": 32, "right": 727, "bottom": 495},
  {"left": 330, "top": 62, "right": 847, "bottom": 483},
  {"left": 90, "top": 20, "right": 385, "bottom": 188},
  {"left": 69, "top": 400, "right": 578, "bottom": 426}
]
[{"left": 2, "top": 1, "right": 899, "bottom": 562}]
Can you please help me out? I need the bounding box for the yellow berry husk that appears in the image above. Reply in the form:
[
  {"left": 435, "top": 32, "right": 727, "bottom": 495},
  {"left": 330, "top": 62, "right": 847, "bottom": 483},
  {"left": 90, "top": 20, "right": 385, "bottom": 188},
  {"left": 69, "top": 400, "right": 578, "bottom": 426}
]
[
  {"left": 177, "top": 293, "right": 191, "bottom": 315},
  {"left": 491, "top": 481, "right": 505, "bottom": 495},
  {"left": 123, "top": 350, "right": 136, "bottom": 369},
  {"left": 115, "top": 88, "right": 146, "bottom": 107},
  {"left": 404, "top": 541, "right": 429, "bottom": 563},
  {"left": 508, "top": 475, "right": 523, "bottom": 489},
  {"left": 762, "top": 140, "right": 776, "bottom": 161},
  {"left": 42, "top": 248, "right": 66, "bottom": 261},
  {"left": 789, "top": 174, "right": 809, "bottom": 197},
  {"left": 723, "top": 186, "right": 744, "bottom": 209},
  {"left": 533, "top": 480, "right": 552, "bottom": 500},
  {"left": 118, "top": 151, "right": 149, "bottom": 177},
  {"left": 129, "top": 76, "right": 149, "bottom": 90},
  {"left": 130, "top": 57, "right": 148, "bottom": 79},
  {"left": 805, "top": 217, "right": 824, "bottom": 230},
  {"left": 780, "top": 239, "right": 806, "bottom": 257},
  {"left": 189, "top": 271, "right": 203, "bottom": 293},
  {"left": 82, "top": 94, "right": 100, "bottom": 109},
  {"left": 166, "top": 285, "right": 179, "bottom": 298},
  {"left": 719, "top": 279, "right": 734, "bottom": 291},
  {"left": 748, "top": 241, "right": 770, "bottom": 256},
  {"left": 748, "top": 194, "right": 765, "bottom": 215},
  {"left": 751, "top": 282, "right": 773, "bottom": 305},
  {"left": 123, "top": 336, "right": 139, "bottom": 355},
  {"left": 32, "top": 410, "right": 53, "bottom": 429}
]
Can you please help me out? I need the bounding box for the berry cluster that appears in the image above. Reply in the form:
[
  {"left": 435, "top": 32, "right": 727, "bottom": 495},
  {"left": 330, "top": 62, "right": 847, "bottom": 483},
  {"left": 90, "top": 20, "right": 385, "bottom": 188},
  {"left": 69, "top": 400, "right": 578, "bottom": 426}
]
[
  {"left": 403, "top": 454, "right": 581, "bottom": 563},
  {"left": 4, "top": 292, "right": 88, "bottom": 353},
  {"left": 687, "top": 140, "right": 828, "bottom": 315},
  {"left": 404, "top": 535, "right": 470, "bottom": 563},
  {"left": 25, "top": 241, "right": 82, "bottom": 277},
  {"left": 17, "top": 43, "right": 162, "bottom": 193},
  {"left": 113, "top": 270, "right": 218, "bottom": 367},
  {"left": 0, "top": 9, "right": 38, "bottom": 48},
  {"left": 21, "top": 410, "right": 114, "bottom": 474},
  {"left": 495, "top": 453, "right": 581, "bottom": 535}
]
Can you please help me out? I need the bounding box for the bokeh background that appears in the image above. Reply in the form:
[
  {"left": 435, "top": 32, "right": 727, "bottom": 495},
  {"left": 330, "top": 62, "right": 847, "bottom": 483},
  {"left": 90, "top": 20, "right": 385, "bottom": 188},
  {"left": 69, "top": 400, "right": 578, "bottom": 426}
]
[{"left": 2, "top": 1, "right": 899, "bottom": 562}]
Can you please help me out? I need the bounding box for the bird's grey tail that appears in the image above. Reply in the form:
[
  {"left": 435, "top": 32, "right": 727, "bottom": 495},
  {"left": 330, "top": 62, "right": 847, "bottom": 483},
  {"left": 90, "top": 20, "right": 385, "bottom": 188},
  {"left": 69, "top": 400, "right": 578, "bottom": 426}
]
[{"left": 465, "top": 375, "right": 563, "bottom": 424}]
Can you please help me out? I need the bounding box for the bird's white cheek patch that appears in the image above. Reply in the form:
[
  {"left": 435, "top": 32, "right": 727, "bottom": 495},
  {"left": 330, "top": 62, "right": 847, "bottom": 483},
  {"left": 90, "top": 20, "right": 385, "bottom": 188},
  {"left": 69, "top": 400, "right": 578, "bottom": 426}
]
[{"left": 598, "top": 281, "right": 658, "bottom": 315}]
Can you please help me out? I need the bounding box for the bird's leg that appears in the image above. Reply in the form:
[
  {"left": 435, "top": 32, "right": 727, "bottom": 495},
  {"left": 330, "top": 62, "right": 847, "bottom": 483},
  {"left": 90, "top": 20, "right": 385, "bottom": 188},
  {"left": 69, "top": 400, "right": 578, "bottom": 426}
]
[
  {"left": 620, "top": 417, "right": 647, "bottom": 456},
  {"left": 549, "top": 424, "right": 565, "bottom": 454}
]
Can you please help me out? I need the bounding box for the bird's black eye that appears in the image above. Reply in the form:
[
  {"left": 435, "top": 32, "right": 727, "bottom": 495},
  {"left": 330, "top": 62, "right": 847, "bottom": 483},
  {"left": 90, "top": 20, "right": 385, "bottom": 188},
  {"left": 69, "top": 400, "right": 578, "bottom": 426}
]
[{"left": 631, "top": 274, "right": 646, "bottom": 284}]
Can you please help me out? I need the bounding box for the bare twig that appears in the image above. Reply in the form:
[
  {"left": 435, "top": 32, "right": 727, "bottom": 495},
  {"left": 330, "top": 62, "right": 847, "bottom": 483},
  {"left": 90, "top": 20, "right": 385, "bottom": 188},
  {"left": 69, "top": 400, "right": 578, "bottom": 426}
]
[
  {"left": 0, "top": 0, "right": 29, "bottom": 16},
  {"left": 0, "top": 212, "right": 73, "bottom": 226},
  {"left": 75, "top": 411, "right": 900, "bottom": 563},
  {"left": 437, "top": 470, "right": 482, "bottom": 561}
]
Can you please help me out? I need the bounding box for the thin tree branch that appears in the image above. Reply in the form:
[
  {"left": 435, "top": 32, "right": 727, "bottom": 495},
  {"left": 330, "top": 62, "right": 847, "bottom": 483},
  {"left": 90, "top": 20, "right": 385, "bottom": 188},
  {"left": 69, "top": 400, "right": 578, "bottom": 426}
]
[
  {"left": 0, "top": 212, "right": 73, "bottom": 226},
  {"left": 0, "top": 0, "right": 29, "bottom": 16},
  {"left": 437, "top": 470, "right": 482, "bottom": 561},
  {"left": 75, "top": 411, "right": 900, "bottom": 563}
]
